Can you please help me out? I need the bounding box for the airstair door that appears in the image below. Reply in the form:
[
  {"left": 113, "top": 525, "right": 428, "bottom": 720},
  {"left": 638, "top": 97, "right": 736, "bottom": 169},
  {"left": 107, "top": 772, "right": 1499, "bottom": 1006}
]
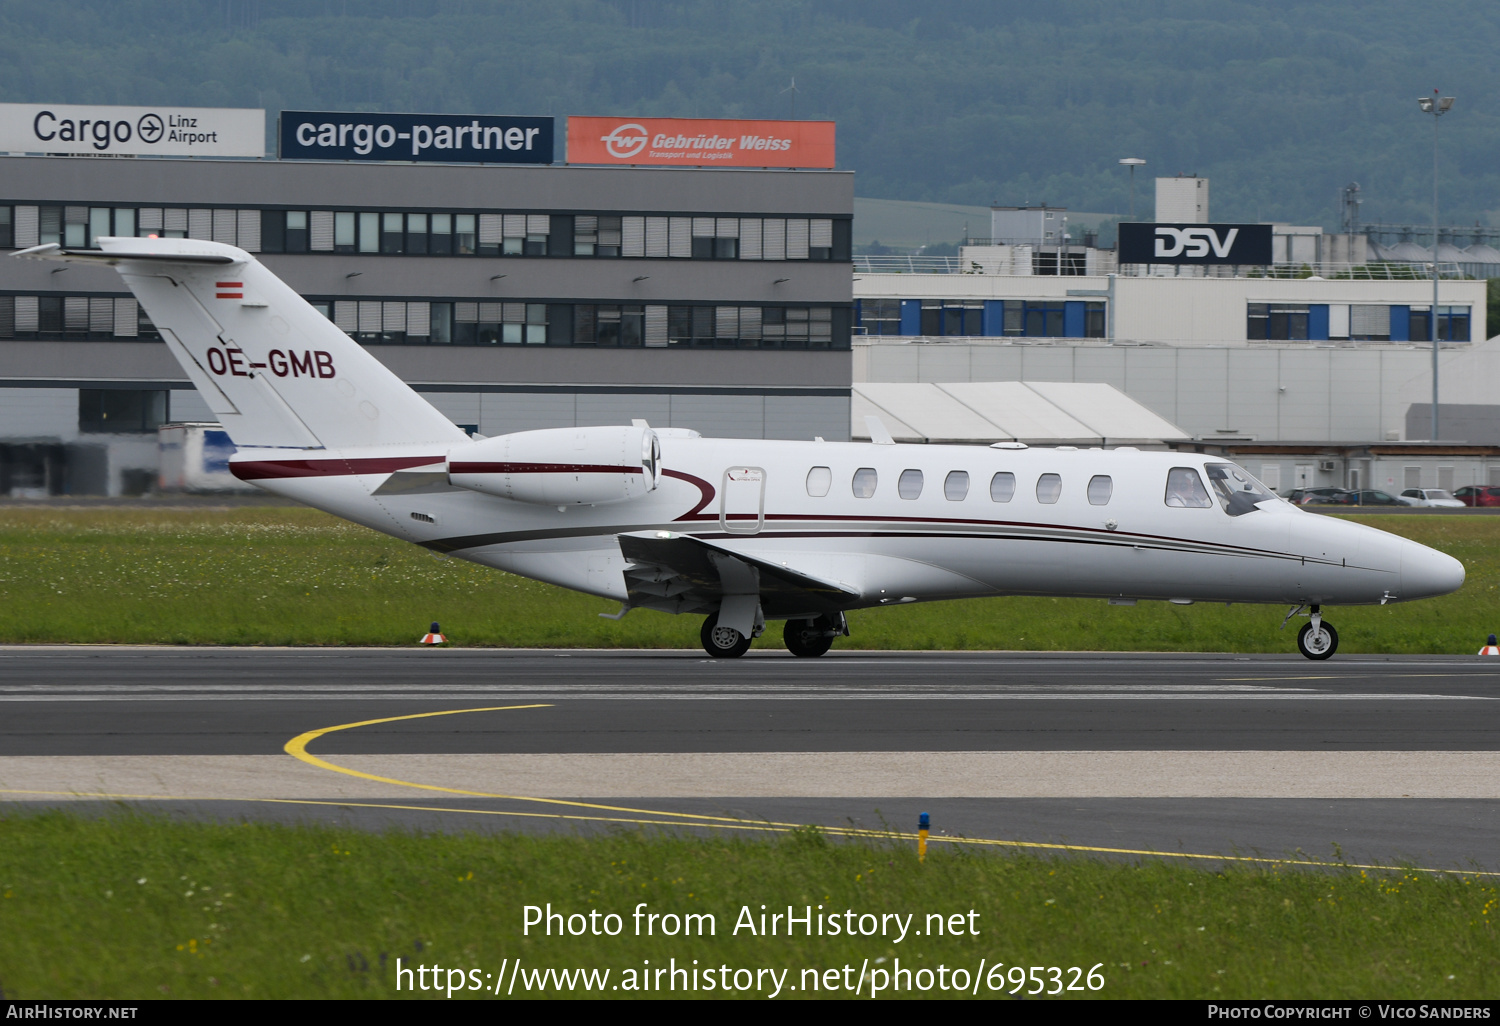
[{"left": 719, "top": 466, "right": 765, "bottom": 535}]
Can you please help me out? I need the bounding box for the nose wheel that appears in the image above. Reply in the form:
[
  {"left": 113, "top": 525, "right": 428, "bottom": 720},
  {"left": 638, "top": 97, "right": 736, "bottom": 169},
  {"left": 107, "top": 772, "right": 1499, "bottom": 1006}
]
[{"left": 1296, "top": 606, "right": 1338, "bottom": 660}]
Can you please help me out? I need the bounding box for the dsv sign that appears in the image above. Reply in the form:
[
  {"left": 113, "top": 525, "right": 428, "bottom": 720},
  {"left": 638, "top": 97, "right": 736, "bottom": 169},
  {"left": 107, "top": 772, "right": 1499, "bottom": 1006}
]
[{"left": 1118, "top": 222, "right": 1272, "bottom": 265}]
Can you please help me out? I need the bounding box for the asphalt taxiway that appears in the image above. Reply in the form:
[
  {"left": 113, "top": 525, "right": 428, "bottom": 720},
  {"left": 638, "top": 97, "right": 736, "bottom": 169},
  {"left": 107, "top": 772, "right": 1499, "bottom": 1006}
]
[{"left": 2, "top": 647, "right": 1497, "bottom": 872}]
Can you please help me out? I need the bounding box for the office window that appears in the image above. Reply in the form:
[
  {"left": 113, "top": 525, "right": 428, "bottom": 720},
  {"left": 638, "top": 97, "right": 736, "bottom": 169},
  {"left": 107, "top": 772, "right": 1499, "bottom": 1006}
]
[
  {"left": 430, "top": 212, "right": 452, "bottom": 255},
  {"left": 79, "top": 389, "right": 168, "bottom": 434},
  {"left": 1350, "top": 305, "right": 1389, "bottom": 341},
  {"left": 597, "top": 215, "right": 621, "bottom": 257},
  {"left": 857, "top": 299, "right": 902, "bottom": 337},
  {"left": 358, "top": 212, "right": 379, "bottom": 253},
  {"left": 574, "top": 214, "right": 598, "bottom": 256},
  {"left": 1438, "top": 306, "right": 1470, "bottom": 342},
  {"left": 187, "top": 208, "right": 211, "bottom": 241},
  {"left": 1002, "top": 301, "right": 1025, "bottom": 336},
  {"left": 37, "top": 206, "right": 61, "bottom": 246},
  {"left": 401, "top": 213, "right": 426, "bottom": 255},
  {"left": 1085, "top": 301, "right": 1106, "bottom": 338},
  {"left": 0, "top": 206, "right": 14, "bottom": 249},
  {"left": 12, "top": 206, "right": 38, "bottom": 247},
  {"left": 455, "top": 213, "right": 476, "bottom": 255},
  {"left": 286, "top": 210, "right": 310, "bottom": 253},
  {"left": 332, "top": 211, "right": 355, "bottom": 252},
  {"left": 921, "top": 300, "right": 982, "bottom": 337},
  {"left": 0, "top": 296, "right": 11, "bottom": 336},
  {"left": 809, "top": 218, "right": 833, "bottom": 261},
  {"left": 1249, "top": 303, "right": 1309, "bottom": 341}
]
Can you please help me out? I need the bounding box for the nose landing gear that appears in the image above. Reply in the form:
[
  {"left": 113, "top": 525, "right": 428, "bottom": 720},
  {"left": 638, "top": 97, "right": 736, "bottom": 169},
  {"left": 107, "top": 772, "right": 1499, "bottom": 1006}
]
[{"left": 1294, "top": 604, "right": 1339, "bottom": 660}]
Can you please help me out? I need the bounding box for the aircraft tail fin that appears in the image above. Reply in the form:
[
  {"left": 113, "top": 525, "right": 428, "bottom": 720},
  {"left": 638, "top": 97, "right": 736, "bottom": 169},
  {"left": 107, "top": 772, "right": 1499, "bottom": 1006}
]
[{"left": 15, "top": 238, "right": 467, "bottom": 450}]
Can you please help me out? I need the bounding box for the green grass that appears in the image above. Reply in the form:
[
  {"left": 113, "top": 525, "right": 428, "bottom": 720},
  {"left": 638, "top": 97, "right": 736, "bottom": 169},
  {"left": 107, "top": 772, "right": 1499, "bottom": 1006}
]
[
  {"left": 0, "top": 811, "right": 1494, "bottom": 999},
  {"left": 0, "top": 507, "right": 1494, "bottom": 651}
]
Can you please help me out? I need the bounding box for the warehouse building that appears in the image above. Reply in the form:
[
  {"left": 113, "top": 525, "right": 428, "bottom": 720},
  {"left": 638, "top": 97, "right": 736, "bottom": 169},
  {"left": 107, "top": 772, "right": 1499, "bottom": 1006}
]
[{"left": 0, "top": 151, "right": 854, "bottom": 495}]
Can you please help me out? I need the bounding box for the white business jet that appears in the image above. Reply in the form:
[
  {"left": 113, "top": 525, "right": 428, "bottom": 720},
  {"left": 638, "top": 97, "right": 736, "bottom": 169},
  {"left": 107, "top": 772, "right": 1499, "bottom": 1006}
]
[{"left": 18, "top": 238, "right": 1465, "bottom": 660}]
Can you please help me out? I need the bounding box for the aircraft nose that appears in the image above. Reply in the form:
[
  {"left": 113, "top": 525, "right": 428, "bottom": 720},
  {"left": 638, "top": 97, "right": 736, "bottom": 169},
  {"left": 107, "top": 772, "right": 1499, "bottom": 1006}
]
[{"left": 1402, "top": 541, "right": 1465, "bottom": 599}]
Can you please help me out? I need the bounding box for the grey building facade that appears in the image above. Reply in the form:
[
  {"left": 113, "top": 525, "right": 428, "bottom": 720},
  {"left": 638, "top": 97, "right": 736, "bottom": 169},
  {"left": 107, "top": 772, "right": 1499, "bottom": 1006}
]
[{"left": 0, "top": 155, "right": 854, "bottom": 495}]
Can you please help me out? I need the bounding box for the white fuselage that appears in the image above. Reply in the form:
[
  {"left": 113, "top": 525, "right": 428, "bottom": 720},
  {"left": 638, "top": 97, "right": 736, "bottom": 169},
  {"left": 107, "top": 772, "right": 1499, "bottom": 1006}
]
[{"left": 232, "top": 437, "right": 1464, "bottom": 614}]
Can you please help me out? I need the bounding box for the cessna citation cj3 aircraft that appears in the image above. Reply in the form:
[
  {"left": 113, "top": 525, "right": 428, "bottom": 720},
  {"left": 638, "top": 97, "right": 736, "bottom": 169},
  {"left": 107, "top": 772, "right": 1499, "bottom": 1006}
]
[{"left": 19, "top": 238, "right": 1465, "bottom": 660}]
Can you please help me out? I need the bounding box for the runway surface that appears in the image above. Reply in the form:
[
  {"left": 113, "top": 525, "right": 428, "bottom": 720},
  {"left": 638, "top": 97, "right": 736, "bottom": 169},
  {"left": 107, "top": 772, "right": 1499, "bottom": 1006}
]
[{"left": 3, "top": 647, "right": 1498, "bottom": 872}]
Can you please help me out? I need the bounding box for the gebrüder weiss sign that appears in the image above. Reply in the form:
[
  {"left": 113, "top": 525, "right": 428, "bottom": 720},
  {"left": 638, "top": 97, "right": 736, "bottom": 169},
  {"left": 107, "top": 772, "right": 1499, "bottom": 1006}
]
[{"left": 567, "top": 116, "right": 835, "bottom": 168}]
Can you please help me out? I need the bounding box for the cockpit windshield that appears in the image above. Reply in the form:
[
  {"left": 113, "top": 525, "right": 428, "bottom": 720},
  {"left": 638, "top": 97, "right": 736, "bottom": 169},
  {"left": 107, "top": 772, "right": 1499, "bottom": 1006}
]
[{"left": 1205, "top": 463, "right": 1278, "bottom": 516}]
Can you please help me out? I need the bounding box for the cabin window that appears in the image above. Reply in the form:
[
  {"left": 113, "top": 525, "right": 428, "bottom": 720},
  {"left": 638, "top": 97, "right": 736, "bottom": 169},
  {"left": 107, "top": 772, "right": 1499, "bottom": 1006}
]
[
  {"left": 898, "top": 469, "right": 924, "bottom": 499},
  {"left": 944, "top": 470, "right": 969, "bottom": 500},
  {"left": 1205, "top": 463, "right": 1276, "bottom": 516},
  {"left": 852, "top": 467, "right": 878, "bottom": 498},
  {"left": 1164, "top": 468, "right": 1213, "bottom": 508},
  {"left": 806, "top": 466, "right": 831, "bottom": 497},
  {"left": 1087, "top": 475, "right": 1113, "bottom": 505},
  {"left": 989, "top": 471, "right": 1016, "bottom": 502},
  {"left": 1036, "top": 473, "right": 1062, "bottom": 504}
]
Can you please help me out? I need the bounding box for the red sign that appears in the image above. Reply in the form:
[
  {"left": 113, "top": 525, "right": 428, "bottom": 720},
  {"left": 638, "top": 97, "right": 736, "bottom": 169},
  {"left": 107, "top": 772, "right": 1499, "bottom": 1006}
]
[{"left": 567, "top": 116, "right": 835, "bottom": 168}]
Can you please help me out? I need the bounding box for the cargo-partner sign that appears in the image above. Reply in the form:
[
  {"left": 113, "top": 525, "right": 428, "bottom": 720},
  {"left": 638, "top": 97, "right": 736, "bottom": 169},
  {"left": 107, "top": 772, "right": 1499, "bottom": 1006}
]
[
  {"left": 1118, "top": 222, "right": 1273, "bottom": 265},
  {"left": 279, "top": 111, "right": 554, "bottom": 164},
  {"left": 0, "top": 104, "right": 264, "bottom": 157},
  {"left": 567, "top": 116, "right": 835, "bottom": 168}
]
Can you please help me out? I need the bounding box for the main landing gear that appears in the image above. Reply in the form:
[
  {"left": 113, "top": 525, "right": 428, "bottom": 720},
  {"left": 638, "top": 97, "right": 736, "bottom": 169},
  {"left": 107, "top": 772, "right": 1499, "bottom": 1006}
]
[
  {"left": 1291, "top": 604, "right": 1339, "bottom": 660},
  {"left": 783, "top": 614, "right": 844, "bottom": 658},
  {"left": 700, "top": 612, "right": 753, "bottom": 658},
  {"left": 699, "top": 611, "right": 849, "bottom": 658}
]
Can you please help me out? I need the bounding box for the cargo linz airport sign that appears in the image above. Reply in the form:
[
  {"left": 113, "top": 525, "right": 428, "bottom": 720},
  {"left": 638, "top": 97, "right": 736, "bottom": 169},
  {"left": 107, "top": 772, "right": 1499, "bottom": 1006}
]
[
  {"left": 279, "top": 111, "right": 554, "bottom": 164},
  {"left": 567, "top": 116, "right": 835, "bottom": 168},
  {"left": 1118, "top": 222, "right": 1273, "bottom": 265},
  {"left": 0, "top": 103, "right": 264, "bottom": 157}
]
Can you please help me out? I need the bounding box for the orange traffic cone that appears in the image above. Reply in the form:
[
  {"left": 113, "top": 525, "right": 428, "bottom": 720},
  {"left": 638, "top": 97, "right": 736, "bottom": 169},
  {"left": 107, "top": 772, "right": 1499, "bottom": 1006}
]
[
  {"left": 421, "top": 621, "right": 447, "bottom": 645},
  {"left": 1481, "top": 634, "right": 1499, "bottom": 656}
]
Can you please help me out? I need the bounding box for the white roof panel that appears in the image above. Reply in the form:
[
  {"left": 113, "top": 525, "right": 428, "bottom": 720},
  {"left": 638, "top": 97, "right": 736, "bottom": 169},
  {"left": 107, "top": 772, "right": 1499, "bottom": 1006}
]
[
  {"left": 849, "top": 388, "right": 924, "bottom": 442},
  {"left": 1022, "top": 381, "right": 1189, "bottom": 441},
  {"left": 937, "top": 382, "right": 1099, "bottom": 442},
  {"left": 852, "top": 382, "right": 1009, "bottom": 443}
]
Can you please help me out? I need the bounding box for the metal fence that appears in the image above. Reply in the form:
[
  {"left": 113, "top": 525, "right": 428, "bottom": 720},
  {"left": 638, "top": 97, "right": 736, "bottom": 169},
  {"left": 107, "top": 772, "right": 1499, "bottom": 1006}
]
[{"left": 852, "top": 255, "right": 1471, "bottom": 278}]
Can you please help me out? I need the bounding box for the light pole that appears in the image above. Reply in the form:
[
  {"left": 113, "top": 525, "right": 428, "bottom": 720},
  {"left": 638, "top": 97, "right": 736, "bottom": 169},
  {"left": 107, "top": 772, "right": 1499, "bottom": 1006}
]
[
  {"left": 1419, "top": 90, "right": 1454, "bottom": 441},
  {"left": 1119, "top": 158, "right": 1146, "bottom": 220}
]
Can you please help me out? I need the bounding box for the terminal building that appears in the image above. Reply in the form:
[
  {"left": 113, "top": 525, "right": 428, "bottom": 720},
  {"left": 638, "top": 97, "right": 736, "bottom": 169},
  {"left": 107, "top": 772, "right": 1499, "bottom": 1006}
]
[{"left": 0, "top": 151, "right": 854, "bottom": 495}]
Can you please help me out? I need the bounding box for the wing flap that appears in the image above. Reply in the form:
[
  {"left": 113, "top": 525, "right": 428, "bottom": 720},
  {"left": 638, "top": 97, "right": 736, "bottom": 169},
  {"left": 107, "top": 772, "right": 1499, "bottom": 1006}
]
[{"left": 617, "top": 532, "right": 859, "bottom": 617}]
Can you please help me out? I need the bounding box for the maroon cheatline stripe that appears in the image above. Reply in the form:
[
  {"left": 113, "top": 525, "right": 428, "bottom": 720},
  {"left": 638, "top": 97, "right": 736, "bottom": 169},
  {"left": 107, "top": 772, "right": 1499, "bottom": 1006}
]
[
  {"left": 216, "top": 293, "right": 242, "bottom": 299},
  {"left": 449, "top": 462, "right": 642, "bottom": 475},
  {"left": 663, "top": 468, "right": 715, "bottom": 517},
  {"left": 216, "top": 281, "right": 242, "bottom": 287},
  {"left": 231, "top": 456, "right": 442, "bottom": 481}
]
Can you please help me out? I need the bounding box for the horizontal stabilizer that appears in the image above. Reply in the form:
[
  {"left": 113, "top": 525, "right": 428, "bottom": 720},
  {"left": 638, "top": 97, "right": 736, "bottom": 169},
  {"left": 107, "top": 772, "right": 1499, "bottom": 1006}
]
[
  {"left": 14, "top": 242, "right": 236, "bottom": 265},
  {"left": 617, "top": 531, "right": 859, "bottom": 618}
]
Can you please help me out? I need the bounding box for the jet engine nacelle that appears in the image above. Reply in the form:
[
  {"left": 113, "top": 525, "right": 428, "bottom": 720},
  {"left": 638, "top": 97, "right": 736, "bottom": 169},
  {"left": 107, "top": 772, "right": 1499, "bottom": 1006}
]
[{"left": 447, "top": 424, "right": 660, "bottom": 506}]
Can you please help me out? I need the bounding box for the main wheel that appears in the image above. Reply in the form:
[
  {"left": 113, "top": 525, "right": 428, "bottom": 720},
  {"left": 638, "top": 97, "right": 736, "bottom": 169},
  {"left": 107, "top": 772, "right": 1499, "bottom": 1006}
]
[
  {"left": 784, "top": 616, "right": 835, "bottom": 658},
  {"left": 701, "top": 612, "right": 752, "bottom": 658},
  {"left": 1296, "top": 620, "right": 1339, "bottom": 660}
]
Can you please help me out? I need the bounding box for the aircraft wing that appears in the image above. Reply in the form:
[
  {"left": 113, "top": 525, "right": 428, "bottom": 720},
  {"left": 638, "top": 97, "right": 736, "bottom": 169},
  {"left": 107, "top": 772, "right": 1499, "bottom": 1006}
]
[{"left": 616, "top": 531, "right": 860, "bottom": 618}]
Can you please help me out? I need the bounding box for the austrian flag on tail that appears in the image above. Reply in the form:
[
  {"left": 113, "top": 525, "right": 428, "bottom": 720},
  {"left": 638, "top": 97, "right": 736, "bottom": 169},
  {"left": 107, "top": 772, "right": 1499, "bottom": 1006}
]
[{"left": 216, "top": 281, "right": 242, "bottom": 299}]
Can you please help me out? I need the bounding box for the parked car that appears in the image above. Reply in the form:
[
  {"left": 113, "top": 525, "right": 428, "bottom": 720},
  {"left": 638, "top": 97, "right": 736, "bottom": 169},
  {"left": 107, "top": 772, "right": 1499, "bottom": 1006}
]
[
  {"left": 1331, "top": 489, "right": 1405, "bottom": 507},
  {"left": 1453, "top": 485, "right": 1500, "bottom": 507},
  {"left": 1285, "top": 487, "right": 1350, "bottom": 505},
  {"left": 1399, "top": 488, "right": 1466, "bottom": 508}
]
